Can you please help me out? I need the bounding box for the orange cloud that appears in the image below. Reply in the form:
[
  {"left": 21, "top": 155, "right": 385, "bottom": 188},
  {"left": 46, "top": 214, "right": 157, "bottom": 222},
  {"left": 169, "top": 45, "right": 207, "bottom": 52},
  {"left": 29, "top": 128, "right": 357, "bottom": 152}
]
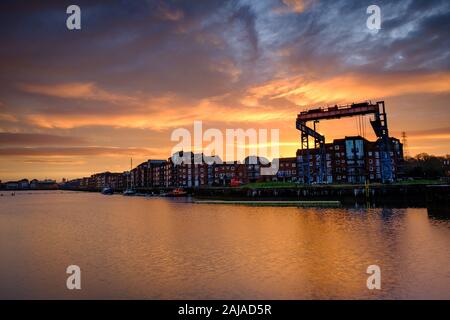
[
  {"left": 0, "top": 132, "right": 87, "bottom": 146},
  {"left": 0, "top": 146, "right": 159, "bottom": 157},
  {"left": 0, "top": 113, "right": 18, "bottom": 123},
  {"left": 408, "top": 134, "right": 450, "bottom": 140},
  {"left": 276, "top": 0, "right": 317, "bottom": 14},
  {"left": 19, "top": 82, "right": 135, "bottom": 103},
  {"left": 246, "top": 72, "right": 450, "bottom": 106},
  {"left": 22, "top": 158, "right": 87, "bottom": 165},
  {"left": 25, "top": 97, "right": 292, "bottom": 130},
  {"left": 20, "top": 72, "right": 450, "bottom": 133}
]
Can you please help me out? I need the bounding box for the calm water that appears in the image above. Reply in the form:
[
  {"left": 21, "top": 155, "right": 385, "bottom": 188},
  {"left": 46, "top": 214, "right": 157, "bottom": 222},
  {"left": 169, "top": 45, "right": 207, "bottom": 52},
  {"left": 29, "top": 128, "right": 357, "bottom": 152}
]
[{"left": 0, "top": 191, "right": 449, "bottom": 299}]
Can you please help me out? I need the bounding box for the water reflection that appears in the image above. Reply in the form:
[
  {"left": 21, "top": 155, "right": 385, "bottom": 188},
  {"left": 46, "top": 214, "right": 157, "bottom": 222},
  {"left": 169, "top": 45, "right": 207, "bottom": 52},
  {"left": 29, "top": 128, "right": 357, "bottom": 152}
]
[
  {"left": 0, "top": 191, "right": 449, "bottom": 299},
  {"left": 428, "top": 206, "right": 450, "bottom": 220}
]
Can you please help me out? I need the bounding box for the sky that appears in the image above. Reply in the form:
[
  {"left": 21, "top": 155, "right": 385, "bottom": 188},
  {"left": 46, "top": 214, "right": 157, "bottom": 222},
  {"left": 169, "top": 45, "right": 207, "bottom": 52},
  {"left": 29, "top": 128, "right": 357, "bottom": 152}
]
[{"left": 0, "top": 0, "right": 449, "bottom": 181}]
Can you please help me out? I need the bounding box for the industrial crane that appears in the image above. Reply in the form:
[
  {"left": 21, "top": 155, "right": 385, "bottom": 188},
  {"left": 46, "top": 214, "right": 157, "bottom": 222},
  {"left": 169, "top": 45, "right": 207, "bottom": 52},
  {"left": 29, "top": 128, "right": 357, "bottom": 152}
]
[{"left": 296, "top": 101, "right": 393, "bottom": 184}]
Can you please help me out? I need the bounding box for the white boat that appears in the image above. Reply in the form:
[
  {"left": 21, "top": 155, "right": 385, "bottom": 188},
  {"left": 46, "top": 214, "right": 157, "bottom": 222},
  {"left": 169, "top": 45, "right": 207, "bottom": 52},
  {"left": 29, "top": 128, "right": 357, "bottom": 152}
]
[
  {"left": 101, "top": 187, "right": 114, "bottom": 195},
  {"left": 123, "top": 189, "right": 136, "bottom": 196}
]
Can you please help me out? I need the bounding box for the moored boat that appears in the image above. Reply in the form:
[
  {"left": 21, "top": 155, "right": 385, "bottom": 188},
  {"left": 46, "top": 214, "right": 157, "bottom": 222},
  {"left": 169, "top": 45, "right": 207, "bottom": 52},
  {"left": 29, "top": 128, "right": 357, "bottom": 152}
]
[
  {"left": 101, "top": 187, "right": 114, "bottom": 195},
  {"left": 123, "top": 189, "right": 136, "bottom": 196},
  {"left": 166, "top": 188, "right": 187, "bottom": 197}
]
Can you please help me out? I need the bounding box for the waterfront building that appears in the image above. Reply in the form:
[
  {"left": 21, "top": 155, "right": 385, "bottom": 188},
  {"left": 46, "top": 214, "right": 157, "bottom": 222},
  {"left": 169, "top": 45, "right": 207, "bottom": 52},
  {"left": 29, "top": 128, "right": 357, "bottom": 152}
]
[
  {"left": 242, "top": 156, "right": 271, "bottom": 184},
  {"left": 273, "top": 157, "right": 298, "bottom": 182},
  {"left": 89, "top": 172, "right": 123, "bottom": 190},
  {"left": 61, "top": 178, "right": 83, "bottom": 189},
  {"left": 18, "top": 179, "right": 30, "bottom": 189},
  {"left": 147, "top": 160, "right": 167, "bottom": 188},
  {"left": 296, "top": 136, "right": 403, "bottom": 184},
  {"left": 4, "top": 179, "right": 29, "bottom": 190},
  {"left": 163, "top": 160, "right": 174, "bottom": 188},
  {"left": 132, "top": 162, "right": 148, "bottom": 188},
  {"left": 62, "top": 135, "right": 404, "bottom": 190},
  {"left": 5, "top": 181, "right": 19, "bottom": 189},
  {"left": 29, "top": 179, "right": 58, "bottom": 190},
  {"left": 212, "top": 161, "right": 239, "bottom": 186}
]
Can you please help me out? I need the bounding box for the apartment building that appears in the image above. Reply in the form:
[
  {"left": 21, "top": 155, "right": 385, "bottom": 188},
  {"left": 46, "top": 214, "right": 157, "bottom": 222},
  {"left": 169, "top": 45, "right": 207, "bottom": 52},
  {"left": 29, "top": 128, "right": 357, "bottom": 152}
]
[{"left": 296, "top": 136, "right": 403, "bottom": 184}]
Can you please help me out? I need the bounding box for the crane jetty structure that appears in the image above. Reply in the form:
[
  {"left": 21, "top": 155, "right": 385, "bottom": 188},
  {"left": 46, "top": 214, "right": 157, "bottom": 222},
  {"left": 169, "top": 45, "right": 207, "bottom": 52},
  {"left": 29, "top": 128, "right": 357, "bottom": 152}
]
[
  {"left": 58, "top": 99, "right": 450, "bottom": 210},
  {"left": 296, "top": 101, "right": 395, "bottom": 185}
]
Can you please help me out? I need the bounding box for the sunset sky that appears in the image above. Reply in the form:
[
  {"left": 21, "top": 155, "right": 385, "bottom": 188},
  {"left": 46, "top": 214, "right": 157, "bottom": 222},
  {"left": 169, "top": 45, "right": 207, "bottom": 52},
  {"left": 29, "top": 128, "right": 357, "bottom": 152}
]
[{"left": 0, "top": 0, "right": 449, "bottom": 181}]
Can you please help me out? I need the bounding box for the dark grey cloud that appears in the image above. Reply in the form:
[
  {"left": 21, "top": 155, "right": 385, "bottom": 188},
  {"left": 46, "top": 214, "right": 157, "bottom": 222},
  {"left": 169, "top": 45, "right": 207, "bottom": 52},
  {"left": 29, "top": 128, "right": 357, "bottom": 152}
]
[
  {"left": 1, "top": 0, "right": 447, "bottom": 100},
  {"left": 0, "top": 0, "right": 256, "bottom": 100},
  {"left": 273, "top": 0, "right": 449, "bottom": 76},
  {"left": 0, "top": 0, "right": 448, "bottom": 131}
]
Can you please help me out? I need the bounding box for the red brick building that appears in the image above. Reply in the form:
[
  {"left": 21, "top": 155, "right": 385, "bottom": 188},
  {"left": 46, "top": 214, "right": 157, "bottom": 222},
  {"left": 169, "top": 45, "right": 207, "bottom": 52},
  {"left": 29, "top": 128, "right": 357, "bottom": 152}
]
[
  {"left": 296, "top": 136, "right": 403, "bottom": 184},
  {"left": 72, "top": 135, "right": 403, "bottom": 190}
]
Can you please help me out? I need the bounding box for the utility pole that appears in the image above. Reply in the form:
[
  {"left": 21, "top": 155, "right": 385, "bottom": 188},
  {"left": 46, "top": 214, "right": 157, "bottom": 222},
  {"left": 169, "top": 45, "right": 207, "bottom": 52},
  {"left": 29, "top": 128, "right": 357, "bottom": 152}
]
[{"left": 401, "top": 131, "right": 409, "bottom": 158}]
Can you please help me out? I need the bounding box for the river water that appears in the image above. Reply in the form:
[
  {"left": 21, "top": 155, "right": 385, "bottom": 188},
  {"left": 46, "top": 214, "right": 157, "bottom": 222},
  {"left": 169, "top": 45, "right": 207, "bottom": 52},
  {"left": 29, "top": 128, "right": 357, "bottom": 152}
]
[{"left": 0, "top": 191, "right": 449, "bottom": 299}]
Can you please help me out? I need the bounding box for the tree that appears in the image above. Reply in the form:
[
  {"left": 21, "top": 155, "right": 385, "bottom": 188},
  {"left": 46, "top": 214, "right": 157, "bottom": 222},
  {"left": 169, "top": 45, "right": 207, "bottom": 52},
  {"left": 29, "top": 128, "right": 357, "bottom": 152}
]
[{"left": 404, "top": 153, "right": 447, "bottom": 179}]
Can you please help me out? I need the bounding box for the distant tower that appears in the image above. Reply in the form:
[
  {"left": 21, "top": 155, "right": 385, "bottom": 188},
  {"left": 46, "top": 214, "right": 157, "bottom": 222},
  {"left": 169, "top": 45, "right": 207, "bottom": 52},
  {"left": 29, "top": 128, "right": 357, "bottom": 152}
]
[{"left": 401, "top": 131, "right": 409, "bottom": 158}]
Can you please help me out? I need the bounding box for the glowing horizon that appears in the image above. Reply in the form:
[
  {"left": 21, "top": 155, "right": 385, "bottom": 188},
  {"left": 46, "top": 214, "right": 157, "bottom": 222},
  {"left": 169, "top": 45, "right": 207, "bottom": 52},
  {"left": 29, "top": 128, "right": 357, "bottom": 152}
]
[{"left": 0, "top": 0, "right": 449, "bottom": 181}]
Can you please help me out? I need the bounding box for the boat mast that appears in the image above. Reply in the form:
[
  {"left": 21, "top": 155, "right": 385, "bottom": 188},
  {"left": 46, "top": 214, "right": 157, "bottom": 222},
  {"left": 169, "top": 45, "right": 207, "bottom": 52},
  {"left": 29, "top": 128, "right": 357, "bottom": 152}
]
[{"left": 130, "top": 157, "right": 133, "bottom": 189}]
